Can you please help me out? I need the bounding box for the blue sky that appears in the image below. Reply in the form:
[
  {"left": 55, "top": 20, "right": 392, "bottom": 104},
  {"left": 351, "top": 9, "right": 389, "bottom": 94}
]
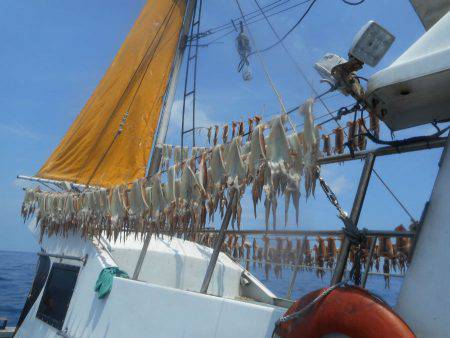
[{"left": 0, "top": 0, "right": 444, "bottom": 252}]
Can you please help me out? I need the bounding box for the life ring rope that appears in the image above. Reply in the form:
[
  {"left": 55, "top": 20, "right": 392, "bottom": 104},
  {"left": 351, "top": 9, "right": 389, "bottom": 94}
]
[{"left": 275, "top": 280, "right": 348, "bottom": 328}]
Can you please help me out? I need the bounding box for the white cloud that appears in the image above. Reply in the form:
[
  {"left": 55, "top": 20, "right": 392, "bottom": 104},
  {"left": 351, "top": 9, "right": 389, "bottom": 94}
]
[
  {"left": 0, "top": 123, "right": 44, "bottom": 141},
  {"left": 169, "top": 99, "right": 217, "bottom": 130}
]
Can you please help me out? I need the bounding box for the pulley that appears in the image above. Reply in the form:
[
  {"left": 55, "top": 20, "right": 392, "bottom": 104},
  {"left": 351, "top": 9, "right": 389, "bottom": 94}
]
[{"left": 235, "top": 21, "right": 252, "bottom": 81}]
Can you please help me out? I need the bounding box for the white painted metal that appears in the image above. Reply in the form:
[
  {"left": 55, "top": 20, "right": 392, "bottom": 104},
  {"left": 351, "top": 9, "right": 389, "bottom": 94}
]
[
  {"left": 367, "top": 11, "right": 450, "bottom": 131},
  {"left": 109, "top": 234, "right": 276, "bottom": 300},
  {"left": 396, "top": 136, "right": 450, "bottom": 337},
  {"left": 15, "top": 221, "right": 285, "bottom": 338},
  {"left": 410, "top": 0, "right": 450, "bottom": 30}
]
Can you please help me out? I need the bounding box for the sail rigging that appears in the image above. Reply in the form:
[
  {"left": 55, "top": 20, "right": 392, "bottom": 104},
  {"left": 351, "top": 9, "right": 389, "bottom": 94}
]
[{"left": 37, "top": 0, "right": 186, "bottom": 187}]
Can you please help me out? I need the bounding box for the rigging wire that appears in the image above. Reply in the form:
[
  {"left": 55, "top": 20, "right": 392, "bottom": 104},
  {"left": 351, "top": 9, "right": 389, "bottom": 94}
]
[
  {"left": 252, "top": 0, "right": 345, "bottom": 130},
  {"left": 371, "top": 169, "right": 417, "bottom": 224},
  {"left": 200, "top": 0, "right": 310, "bottom": 37},
  {"left": 249, "top": 0, "right": 318, "bottom": 55},
  {"left": 200, "top": 0, "right": 313, "bottom": 45}
]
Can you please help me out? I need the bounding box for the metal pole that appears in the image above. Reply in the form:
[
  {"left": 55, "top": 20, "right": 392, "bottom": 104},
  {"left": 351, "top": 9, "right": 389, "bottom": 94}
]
[
  {"left": 318, "top": 137, "right": 445, "bottom": 165},
  {"left": 153, "top": 0, "right": 198, "bottom": 148},
  {"left": 200, "top": 191, "right": 235, "bottom": 294},
  {"left": 286, "top": 236, "right": 307, "bottom": 300},
  {"left": 361, "top": 236, "right": 377, "bottom": 288},
  {"left": 133, "top": 0, "right": 198, "bottom": 280},
  {"left": 38, "top": 252, "right": 87, "bottom": 264},
  {"left": 331, "top": 153, "right": 376, "bottom": 285},
  {"left": 181, "top": 229, "right": 415, "bottom": 238}
]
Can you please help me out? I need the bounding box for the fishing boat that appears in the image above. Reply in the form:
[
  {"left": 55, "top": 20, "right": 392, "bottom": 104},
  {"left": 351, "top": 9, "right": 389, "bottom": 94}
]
[{"left": 3, "top": 0, "right": 450, "bottom": 337}]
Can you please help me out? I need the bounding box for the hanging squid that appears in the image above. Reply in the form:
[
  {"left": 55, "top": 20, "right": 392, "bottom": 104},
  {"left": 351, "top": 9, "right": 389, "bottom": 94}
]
[
  {"left": 322, "top": 134, "right": 331, "bottom": 156},
  {"left": 213, "top": 125, "right": 219, "bottom": 146},
  {"left": 224, "top": 136, "right": 247, "bottom": 229},
  {"left": 369, "top": 111, "right": 380, "bottom": 138},
  {"left": 247, "top": 118, "right": 254, "bottom": 142},
  {"left": 333, "top": 127, "right": 345, "bottom": 154},
  {"left": 357, "top": 118, "right": 367, "bottom": 151},
  {"left": 248, "top": 123, "right": 267, "bottom": 218},
  {"left": 347, "top": 121, "right": 356, "bottom": 151},
  {"left": 300, "top": 98, "right": 319, "bottom": 198},
  {"left": 222, "top": 124, "right": 229, "bottom": 144}
]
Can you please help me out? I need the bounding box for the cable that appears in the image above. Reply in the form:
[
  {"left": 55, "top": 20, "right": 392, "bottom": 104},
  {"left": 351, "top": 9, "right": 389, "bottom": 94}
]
[
  {"left": 249, "top": 0, "right": 318, "bottom": 55},
  {"left": 371, "top": 169, "right": 417, "bottom": 223},
  {"left": 201, "top": 0, "right": 308, "bottom": 36},
  {"left": 341, "top": 0, "right": 365, "bottom": 5},
  {"left": 252, "top": 0, "right": 346, "bottom": 133},
  {"left": 200, "top": 0, "right": 313, "bottom": 44}
]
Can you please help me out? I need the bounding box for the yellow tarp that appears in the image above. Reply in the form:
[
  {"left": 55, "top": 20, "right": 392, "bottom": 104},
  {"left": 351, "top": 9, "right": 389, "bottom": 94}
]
[{"left": 37, "top": 0, "right": 186, "bottom": 187}]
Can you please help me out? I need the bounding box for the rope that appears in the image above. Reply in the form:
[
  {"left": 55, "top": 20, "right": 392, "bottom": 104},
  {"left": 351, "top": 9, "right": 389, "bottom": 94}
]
[{"left": 273, "top": 279, "right": 349, "bottom": 336}]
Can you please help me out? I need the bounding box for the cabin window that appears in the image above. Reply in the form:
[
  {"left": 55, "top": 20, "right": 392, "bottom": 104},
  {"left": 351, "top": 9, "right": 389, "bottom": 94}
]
[{"left": 36, "top": 263, "right": 80, "bottom": 330}]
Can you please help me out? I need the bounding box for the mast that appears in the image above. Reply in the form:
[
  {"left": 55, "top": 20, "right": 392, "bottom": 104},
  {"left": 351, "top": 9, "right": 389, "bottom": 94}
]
[
  {"left": 147, "top": 0, "right": 198, "bottom": 177},
  {"left": 134, "top": 0, "right": 198, "bottom": 280}
]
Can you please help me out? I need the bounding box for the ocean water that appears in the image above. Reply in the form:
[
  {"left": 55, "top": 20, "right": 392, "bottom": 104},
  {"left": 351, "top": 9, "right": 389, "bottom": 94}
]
[{"left": 0, "top": 250, "right": 401, "bottom": 327}]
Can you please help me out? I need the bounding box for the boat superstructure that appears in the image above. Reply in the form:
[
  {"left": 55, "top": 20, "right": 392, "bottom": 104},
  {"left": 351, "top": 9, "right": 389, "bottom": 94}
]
[{"left": 4, "top": 0, "right": 450, "bottom": 337}]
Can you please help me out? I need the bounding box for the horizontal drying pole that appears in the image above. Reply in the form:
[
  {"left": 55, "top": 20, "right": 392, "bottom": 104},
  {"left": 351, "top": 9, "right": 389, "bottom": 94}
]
[{"left": 16, "top": 137, "right": 447, "bottom": 189}]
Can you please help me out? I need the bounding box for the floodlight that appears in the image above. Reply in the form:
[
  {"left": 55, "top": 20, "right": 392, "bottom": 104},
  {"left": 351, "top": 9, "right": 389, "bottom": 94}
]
[
  {"left": 314, "top": 53, "right": 347, "bottom": 85},
  {"left": 349, "top": 21, "right": 395, "bottom": 67}
]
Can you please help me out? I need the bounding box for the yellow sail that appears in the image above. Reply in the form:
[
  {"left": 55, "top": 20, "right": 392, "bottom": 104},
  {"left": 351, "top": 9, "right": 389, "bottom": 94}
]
[{"left": 37, "top": 0, "right": 186, "bottom": 187}]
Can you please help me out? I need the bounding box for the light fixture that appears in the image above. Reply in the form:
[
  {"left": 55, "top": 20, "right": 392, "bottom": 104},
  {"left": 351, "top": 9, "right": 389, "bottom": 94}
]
[{"left": 349, "top": 20, "right": 395, "bottom": 67}]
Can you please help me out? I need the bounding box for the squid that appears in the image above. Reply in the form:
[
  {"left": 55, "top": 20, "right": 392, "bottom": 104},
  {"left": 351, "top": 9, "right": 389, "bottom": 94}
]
[
  {"left": 224, "top": 136, "right": 247, "bottom": 229},
  {"left": 284, "top": 171, "right": 300, "bottom": 227},
  {"left": 207, "top": 127, "right": 212, "bottom": 145},
  {"left": 357, "top": 118, "right": 367, "bottom": 151},
  {"left": 224, "top": 136, "right": 247, "bottom": 186},
  {"left": 21, "top": 188, "right": 39, "bottom": 221},
  {"left": 127, "top": 179, "right": 148, "bottom": 236},
  {"left": 213, "top": 125, "right": 219, "bottom": 146},
  {"left": 150, "top": 174, "right": 167, "bottom": 233},
  {"left": 174, "top": 146, "right": 182, "bottom": 175},
  {"left": 247, "top": 118, "right": 254, "bottom": 142},
  {"left": 109, "top": 185, "right": 128, "bottom": 241},
  {"left": 222, "top": 124, "right": 229, "bottom": 144},
  {"left": 209, "top": 145, "right": 227, "bottom": 213},
  {"left": 287, "top": 132, "right": 304, "bottom": 174},
  {"left": 326, "top": 237, "right": 337, "bottom": 269},
  {"left": 369, "top": 111, "right": 380, "bottom": 138},
  {"left": 274, "top": 237, "right": 283, "bottom": 279},
  {"left": 322, "top": 134, "right": 331, "bottom": 156},
  {"left": 378, "top": 237, "right": 394, "bottom": 259},
  {"left": 252, "top": 238, "right": 258, "bottom": 269},
  {"left": 182, "top": 147, "right": 189, "bottom": 162},
  {"left": 333, "top": 127, "right": 345, "bottom": 154},
  {"left": 232, "top": 121, "right": 237, "bottom": 138},
  {"left": 300, "top": 98, "right": 319, "bottom": 198},
  {"left": 248, "top": 123, "right": 267, "bottom": 218},
  {"left": 266, "top": 115, "right": 290, "bottom": 195},
  {"left": 238, "top": 121, "right": 245, "bottom": 136},
  {"left": 347, "top": 121, "right": 356, "bottom": 151},
  {"left": 263, "top": 184, "right": 277, "bottom": 230},
  {"left": 161, "top": 144, "right": 172, "bottom": 169}
]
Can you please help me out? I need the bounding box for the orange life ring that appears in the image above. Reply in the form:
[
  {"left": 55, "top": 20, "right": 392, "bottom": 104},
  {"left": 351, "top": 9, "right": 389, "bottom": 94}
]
[{"left": 276, "top": 286, "right": 415, "bottom": 338}]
